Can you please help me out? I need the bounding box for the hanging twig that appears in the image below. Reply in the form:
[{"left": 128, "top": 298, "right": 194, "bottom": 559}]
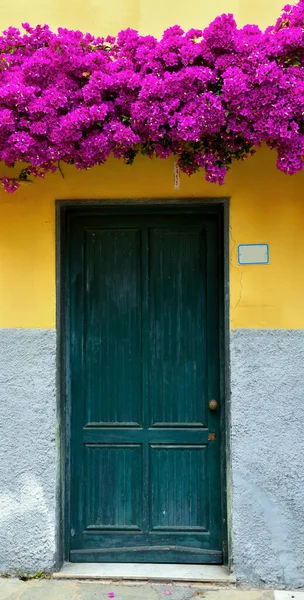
[{"left": 57, "top": 160, "right": 65, "bottom": 179}]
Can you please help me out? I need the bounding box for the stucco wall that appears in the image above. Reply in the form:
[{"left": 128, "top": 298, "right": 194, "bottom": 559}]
[
  {"left": 0, "top": 148, "right": 303, "bottom": 584},
  {"left": 1, "top": 325, "right": 304, "bottom": 587},
  {"left": 1, "top": 149, "right": 304, "bottom": 330},
  {"left": 231, "top": 329, "right": 304, "bottom": 587},
  {"left": 0, "top": 0, "right": 303, "bottom": 584},
  {"left": 0, "top": 329, "right": 57, "bottom": 573}
]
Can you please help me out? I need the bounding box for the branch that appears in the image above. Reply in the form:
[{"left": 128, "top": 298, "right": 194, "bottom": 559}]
[{"left": 57, "top": 161, "right": 65, "bottom": 179}]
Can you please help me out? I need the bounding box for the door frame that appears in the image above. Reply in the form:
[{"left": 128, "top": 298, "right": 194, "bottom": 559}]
[{"left": 55, "top": 199, "right": 230, "bottom": 569}]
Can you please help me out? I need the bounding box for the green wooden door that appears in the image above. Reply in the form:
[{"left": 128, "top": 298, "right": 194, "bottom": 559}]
[{"left": 67, "top": 209, "right": 223, "bottom": 563}]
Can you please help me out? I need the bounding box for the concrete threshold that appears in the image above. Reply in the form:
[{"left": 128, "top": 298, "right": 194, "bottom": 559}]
[{"left": 53, "top": 563, "right": 235, "bottom": 583}]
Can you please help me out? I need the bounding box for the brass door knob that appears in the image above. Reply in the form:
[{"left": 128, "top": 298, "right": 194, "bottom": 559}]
[{"left": 209, "top": 399, "right": 218, "bottom": 411}]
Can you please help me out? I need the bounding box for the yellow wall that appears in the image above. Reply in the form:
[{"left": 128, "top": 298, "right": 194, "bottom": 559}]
[
  {"left": 0, "top": 0, "right": 302, "bottom": 330},
  {"left": 0, "top": 0, "right": 295, "bottom": 38},
  {"left": 0, "top": 147, "right": 303, "bottom": 330}
]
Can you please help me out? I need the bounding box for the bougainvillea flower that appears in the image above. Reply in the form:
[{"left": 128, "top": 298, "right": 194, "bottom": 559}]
[{"left": 0, "top": 2, "right": 304, "bottom": 192}]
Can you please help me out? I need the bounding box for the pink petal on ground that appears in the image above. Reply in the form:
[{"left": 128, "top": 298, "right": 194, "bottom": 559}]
[
  {"left": 108, "top": 594, "right": 115, "bottom": 598},
  {"left": 164, "top": 592, "right": 172, "bottom": 595}
]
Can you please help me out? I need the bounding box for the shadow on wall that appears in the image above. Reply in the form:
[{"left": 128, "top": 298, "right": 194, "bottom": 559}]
[
  {"left": 0, "top": 474, "right": 55, "bottom": 573},
  {"left": 0, "top": 328, "right": 57, "bottom": 573}
]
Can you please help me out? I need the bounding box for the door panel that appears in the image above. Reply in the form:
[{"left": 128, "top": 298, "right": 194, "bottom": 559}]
[
  {"left": 150, "top": 445, "right": 208, "bottom": 531},
  {"left": 84, "top": 228, "right": 142, "bottom": 426},
  {"left": 67, "top": 211, "right": 223, "bottom": 563},
  {"left": 85, "top": 444, "right": 143, "bottom": 531},
  {"left": 149, "top": 228, "right": 207, "bottom": 426}
]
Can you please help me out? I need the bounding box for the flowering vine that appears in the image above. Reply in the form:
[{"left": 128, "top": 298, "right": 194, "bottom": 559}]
[{"left": 0, "top": 1, "right": 304, "bottom": 192}]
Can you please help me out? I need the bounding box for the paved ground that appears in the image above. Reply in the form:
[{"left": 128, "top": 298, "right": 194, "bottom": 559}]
[{"left": 0, "top": 580, "right": 274, "bottom": 600}]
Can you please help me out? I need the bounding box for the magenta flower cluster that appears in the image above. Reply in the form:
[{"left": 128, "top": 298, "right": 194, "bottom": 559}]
[{"left": 1, "top": 1, "right": 304, "bottom": 192}]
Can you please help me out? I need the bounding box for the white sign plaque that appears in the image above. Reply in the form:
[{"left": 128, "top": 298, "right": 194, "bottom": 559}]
[{"left": 238, "top": 244, "right": 269, "bottom": 265}]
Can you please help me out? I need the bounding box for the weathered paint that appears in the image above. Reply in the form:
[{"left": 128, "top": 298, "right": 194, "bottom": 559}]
[
  {"left": 0, "top": 329, "right": 57, "bottom": 573},
  {"left": 231, "top": 329, "right": 304, "bottom": 587},
  {"left": 0, "top": 149, "right": 304, "bottom": 330},
  {"left": 67, "top": 211, "right": 222, "bottom": 563}
]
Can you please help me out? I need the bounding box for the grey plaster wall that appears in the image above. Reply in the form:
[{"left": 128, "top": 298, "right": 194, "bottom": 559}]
[
  {"left": 0, "top": 329, "right": 57, "bottom": 574},
  {"left": 230, "top": 329, "right": 304, "bottom": 588},
  {"left": 1, "top": 326, "right": 304, "bottom": 587}
]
